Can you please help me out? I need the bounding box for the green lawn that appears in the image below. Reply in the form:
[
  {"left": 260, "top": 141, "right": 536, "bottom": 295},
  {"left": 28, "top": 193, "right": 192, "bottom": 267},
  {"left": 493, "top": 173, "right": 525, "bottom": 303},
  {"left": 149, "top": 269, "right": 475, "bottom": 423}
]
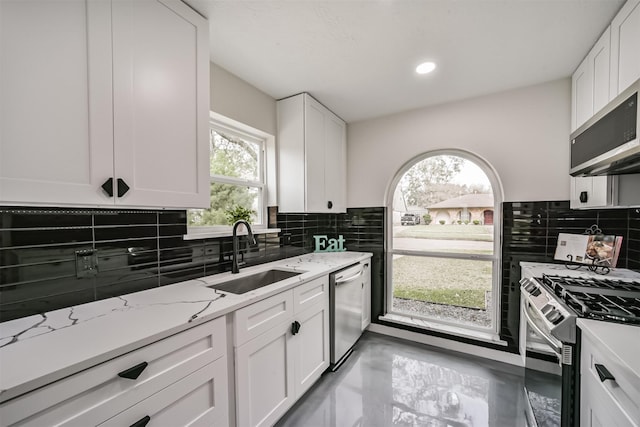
[
  {"left": 392, "top": 255, "right": 492, "bottom": 309},
  {"left": 395, "top": 224, "right": 493, "bottom": 242}
]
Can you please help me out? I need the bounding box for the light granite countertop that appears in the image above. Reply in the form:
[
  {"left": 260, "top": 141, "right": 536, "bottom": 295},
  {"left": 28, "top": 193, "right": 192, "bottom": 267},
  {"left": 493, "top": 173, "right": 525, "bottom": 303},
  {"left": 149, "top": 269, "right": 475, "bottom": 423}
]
[
  {"left": 0, "top": 251, "right": 372, "bottom": 403},
  {"left": 521, "top": 261, "right": 640, "bottom": 281}
]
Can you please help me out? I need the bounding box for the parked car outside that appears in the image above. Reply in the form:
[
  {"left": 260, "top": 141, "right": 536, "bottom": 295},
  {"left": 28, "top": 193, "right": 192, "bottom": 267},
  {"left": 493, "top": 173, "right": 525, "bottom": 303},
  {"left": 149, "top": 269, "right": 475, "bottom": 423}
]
[{"left": 401, "top": 213, "right": 421, "bottom": 225}]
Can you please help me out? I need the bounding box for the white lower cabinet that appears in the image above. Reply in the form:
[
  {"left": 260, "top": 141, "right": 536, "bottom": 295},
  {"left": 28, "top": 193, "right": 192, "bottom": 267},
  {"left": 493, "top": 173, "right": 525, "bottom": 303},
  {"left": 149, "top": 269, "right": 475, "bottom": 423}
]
[
  {"left": 0, "top": 317, "right": 227, "bottom": 427},
  {"left": 234, "top": 277, "right": 330, "bottom": 427},
  {"left": 293, "top": 300, "right": 330, "bottom": 398},
  {"left": 235, "top": 318, "right": 296, "bottom": 427},
  {"left": 99, "top": 357, "right": 228, "bottom": 427},
  {"left": 580, "top": 329, "right": 639, "bottom": 426}
]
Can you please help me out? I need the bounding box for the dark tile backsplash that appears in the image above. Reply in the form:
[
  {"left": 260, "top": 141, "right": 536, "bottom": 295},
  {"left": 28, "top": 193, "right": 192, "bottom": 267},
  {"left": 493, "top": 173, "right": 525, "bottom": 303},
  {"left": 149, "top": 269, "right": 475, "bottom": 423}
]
[
  {"left": 0, "top": 206, "right": 386, "bottom": 323},
  {"left": 501, "top": 201, "right": 639, "bottom": 352},
  {"left": 4, "top": 201, "right": 634, "bottom": 354}
]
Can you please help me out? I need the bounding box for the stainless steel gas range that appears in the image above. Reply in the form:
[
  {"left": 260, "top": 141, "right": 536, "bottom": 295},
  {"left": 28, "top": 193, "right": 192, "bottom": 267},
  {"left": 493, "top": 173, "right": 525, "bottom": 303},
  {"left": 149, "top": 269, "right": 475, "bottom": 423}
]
[{"left": 519, "top": 263, "right": 640, "bottom": 427}]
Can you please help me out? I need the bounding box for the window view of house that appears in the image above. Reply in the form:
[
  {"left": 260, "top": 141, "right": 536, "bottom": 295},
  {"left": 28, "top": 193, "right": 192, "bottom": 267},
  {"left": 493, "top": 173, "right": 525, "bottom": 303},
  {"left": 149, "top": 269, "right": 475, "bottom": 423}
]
[{"left": 390, "top": 154, "right": 498, "bottom": 331}]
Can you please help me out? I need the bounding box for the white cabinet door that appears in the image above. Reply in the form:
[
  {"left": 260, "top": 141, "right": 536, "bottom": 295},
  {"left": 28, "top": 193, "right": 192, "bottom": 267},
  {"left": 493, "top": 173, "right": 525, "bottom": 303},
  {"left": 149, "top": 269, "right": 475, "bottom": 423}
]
[
  {"left": 324, "top": 112, "right": 347, "bottom": 213},
  {"left": 610, "top": 0, "right": 640, "bottom": 97},
  {"left": 572, "top": 57, "right": 593, "bottom": 132},
  {"left": 0, "top": 0, "right": 113, "bottom": 206},
  {"left": 277, "top": 93, "right": 347, "bottom": 213},
  {"left": 570, "top": 176, "right": 615, "bottom": 209},
  {"left": 591, "top": 28, "right": 611, "bottom": 114},
  {"left": 111, "top": 0, "right": 210, "bottom": 208},
  {"left": 293, "top": 301, "right": 330, "bottom": 399},
  {"left": 235, "top": 320, "right": 295, "bottom": 427},
  {"left": 304, "top": 96, "right": 328, "bottom": 212},
  {"left": 361, "top": 261, "right": 371, "bottom": 331}
]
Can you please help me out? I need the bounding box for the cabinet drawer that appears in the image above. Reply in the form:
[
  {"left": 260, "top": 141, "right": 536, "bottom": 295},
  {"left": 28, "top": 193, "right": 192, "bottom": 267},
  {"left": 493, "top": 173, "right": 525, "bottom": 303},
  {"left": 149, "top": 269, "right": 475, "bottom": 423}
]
[
  {"left": 234, "top": 291, "right": 294, "bottom": 347},
  {"left": 0, "top": 316, "right": 225, "bottom": 427},
  {"left": 99, "top": 357, "right": 228, "bottom": 427},
  {"left": 581, "top": 366, "right": 637, "bottom": 427},
  {"left": 581, "top": 334, "right": 640, "bottom": 424},
  {"left": 293, "top": 276, "right": 328, "bottom": 314}
]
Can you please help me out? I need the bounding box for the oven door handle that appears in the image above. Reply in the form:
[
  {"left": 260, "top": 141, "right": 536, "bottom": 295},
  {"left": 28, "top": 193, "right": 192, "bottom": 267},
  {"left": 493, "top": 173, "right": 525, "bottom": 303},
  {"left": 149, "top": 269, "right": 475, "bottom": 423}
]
[{"left": 522, "top": 301, "right": 563, "bottom": 356}]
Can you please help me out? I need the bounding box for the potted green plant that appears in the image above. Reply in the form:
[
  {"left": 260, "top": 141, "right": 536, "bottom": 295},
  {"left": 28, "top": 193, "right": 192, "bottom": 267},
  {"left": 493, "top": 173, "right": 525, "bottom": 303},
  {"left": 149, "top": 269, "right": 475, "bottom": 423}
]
[{"left": 225, "top": 205, "right": 255, "bottom": 226}]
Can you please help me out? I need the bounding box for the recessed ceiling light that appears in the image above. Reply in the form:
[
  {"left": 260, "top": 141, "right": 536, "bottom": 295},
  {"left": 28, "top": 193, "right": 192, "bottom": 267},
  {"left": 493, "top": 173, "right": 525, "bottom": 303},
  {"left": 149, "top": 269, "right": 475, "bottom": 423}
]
[{"left": 416, "top": 62, "right": 436, "bottom": 75}]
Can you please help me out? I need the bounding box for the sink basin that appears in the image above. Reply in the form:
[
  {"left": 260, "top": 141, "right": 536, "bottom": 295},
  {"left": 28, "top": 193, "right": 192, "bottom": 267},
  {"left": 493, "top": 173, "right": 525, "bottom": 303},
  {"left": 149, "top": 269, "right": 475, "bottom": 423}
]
[{"left": 208, "top": 269, "right": 302, "bottom": 294}]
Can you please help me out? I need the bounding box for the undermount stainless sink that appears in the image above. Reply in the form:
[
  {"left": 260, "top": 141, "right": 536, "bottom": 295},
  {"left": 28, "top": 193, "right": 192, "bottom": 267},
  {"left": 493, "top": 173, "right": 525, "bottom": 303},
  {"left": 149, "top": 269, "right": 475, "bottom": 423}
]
[{"left": 208, "top": 269, "right": 302, "bottom": 294}]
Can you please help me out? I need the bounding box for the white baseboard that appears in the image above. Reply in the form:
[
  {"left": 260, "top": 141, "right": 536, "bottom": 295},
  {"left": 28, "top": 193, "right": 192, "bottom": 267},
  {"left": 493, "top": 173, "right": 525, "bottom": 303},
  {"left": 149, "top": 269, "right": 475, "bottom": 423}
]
[{"left": 368, "top": 323, "right": 524, "bottom": 367}]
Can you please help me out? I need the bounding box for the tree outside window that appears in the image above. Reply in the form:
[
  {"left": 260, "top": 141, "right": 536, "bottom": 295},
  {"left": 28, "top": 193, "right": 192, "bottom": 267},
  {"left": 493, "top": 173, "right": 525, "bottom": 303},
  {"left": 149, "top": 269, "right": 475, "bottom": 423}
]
[{"left": 189, "top": 125, "right": 265, "bottom": 227}]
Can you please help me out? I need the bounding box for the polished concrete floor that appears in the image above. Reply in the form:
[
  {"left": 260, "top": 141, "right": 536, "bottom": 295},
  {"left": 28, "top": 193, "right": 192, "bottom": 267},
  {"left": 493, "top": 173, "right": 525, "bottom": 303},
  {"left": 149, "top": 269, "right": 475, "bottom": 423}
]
[{"left": 276, "top": 332, "right": 527, "bottom": 427}]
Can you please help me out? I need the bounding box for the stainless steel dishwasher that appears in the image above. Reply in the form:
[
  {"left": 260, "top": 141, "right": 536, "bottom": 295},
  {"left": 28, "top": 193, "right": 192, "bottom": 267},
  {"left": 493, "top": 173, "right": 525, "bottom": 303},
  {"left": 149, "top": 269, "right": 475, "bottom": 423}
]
[{"left": 329, "top": 261, "right": 366, "bottom": 370}]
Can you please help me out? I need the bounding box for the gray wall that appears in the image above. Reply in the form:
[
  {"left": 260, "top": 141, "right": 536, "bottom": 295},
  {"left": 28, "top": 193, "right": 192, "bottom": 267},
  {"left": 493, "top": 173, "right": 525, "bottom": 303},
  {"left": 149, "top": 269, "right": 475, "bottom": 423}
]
[
  {"left": 346, "top": 78, "right": 572, "bottom": 206},
  {"left": 210, "top": 62, "right": 277, "bottom": 135}
]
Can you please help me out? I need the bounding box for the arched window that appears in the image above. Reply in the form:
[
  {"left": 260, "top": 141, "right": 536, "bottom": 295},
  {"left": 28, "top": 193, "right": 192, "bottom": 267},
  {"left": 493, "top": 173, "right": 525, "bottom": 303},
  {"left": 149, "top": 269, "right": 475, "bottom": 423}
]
[{"left": 386, "top": 150, "right": 503, "bottom": 338}]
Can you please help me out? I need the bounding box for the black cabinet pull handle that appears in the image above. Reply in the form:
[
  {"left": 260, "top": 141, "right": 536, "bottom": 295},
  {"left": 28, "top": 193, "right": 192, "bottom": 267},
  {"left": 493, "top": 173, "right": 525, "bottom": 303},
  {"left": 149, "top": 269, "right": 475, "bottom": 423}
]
[
  {"left": 101, "top": 178, "right": 114, "bottom": 197},
  {"left": 291, "top": 320, "right": 301, "bottom": 335},
  {"left": 117, "top": 178, "right": 130, "bottom": 197},
  {"left": 118, "top": 361, "right": 148, "bottom": 380},
  {"left": 579, "top": 191, "right": 588, "bottom": 203},
  {"left": 129, "top": 415, "right": 151, "bottom": 427},
  {"left": 594, "top": 363, "right": 615, "bottom": 382},
  {"left": 327, "top": 201, "right": 333, "bottom": 209}
]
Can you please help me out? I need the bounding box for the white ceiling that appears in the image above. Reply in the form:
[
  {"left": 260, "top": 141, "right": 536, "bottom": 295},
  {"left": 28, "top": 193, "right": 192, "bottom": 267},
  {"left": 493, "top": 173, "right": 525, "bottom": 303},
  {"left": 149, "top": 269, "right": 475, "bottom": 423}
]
[{"left": 185, "top": 0, "right": 625, "bottom": 123}]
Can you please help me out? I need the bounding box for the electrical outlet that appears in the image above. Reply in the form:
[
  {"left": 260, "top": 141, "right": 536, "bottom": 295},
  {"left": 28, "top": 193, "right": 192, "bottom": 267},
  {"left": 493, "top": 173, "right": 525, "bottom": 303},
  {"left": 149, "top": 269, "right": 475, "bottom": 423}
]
[
  {"left": 281, "top": 233, "right": 292, "bottom": 245},
  {"left": 75, "top": 249, "right": 98, "bottom": 278}
]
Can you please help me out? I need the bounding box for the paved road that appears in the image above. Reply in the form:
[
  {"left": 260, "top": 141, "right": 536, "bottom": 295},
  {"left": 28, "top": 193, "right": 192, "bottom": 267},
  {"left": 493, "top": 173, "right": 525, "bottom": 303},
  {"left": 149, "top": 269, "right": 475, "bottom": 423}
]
[{"left": 391, "top": 226, "right": 493, "bottom": 252}]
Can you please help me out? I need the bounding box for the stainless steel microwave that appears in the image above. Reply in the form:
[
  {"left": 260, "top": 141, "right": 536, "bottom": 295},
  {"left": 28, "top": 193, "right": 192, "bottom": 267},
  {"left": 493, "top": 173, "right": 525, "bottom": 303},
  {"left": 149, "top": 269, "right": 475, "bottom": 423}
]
[{"left": 570, "top": 78, "right": 639, "bottom": 177}]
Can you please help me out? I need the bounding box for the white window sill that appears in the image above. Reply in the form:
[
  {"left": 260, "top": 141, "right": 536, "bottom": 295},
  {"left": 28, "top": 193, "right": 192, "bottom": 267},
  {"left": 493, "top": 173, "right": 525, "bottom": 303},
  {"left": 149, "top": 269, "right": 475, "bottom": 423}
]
[
  {"left": 379, "top": 312, "right": 506, "bottom": 346},
  {"left": 183, "top": 228, "right": 281, "bottom": 240}
]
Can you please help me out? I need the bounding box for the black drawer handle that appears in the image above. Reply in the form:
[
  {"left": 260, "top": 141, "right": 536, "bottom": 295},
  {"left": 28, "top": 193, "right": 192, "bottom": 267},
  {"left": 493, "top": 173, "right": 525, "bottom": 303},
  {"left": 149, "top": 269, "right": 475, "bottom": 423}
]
[
  {"left": 117, "top": 178, "right": 130, "bottom": 197},
  {"left": 594, "top": 363, "right": 615, "bottom": 382},
  {"left": 291, "top": 320, "right": 301, "bottom": 335},
  {"left": 130, "top": 415, "right": 151, "bottom": 427},
  {"left": 118, "top": 361, "right": 148, "bottom": 380},
  {"left": 101, "top": 178, "right": 114, "bottom": 197}
]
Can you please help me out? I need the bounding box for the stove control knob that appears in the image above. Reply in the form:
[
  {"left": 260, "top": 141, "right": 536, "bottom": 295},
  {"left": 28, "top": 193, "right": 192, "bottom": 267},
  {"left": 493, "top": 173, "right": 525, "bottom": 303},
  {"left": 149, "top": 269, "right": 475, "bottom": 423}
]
[
  {"left": 523, "top": 282, "right": 538, "bottom": 294},
  {"left": 546, "top": 310, "right": 564, "bottom": 325},
  {"left": 541, "top": 304, "right": 554, "bottom": 315}
]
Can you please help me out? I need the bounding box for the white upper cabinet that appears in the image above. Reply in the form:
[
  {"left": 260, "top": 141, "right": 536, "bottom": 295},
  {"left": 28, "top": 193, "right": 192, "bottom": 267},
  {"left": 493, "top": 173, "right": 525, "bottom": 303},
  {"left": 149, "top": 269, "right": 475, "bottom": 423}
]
[
  {"left": 571, "top": 57, "right": 594, "bottom": 132},
  {"left": 0, "top": 0, "right": 210, "bottom": 209},
  {"left": 568, "top": 0, "right": 640, "bottom": 210},
  {"left": 592, "top": 29, "right": 612, "bottom": 114},
  {"left": 610, "top": 0, "right": 640, "bottom": 97},
  {"left": 277, "top": 93, "right": 347, "bottom": 213},
  {"left": 571, "top": 28, "right": 610, "bottom": 132},
  {"left": 570, "top": 28, "right": 612, "bottom": 209},
  {"left": 111, "top": 0, "right": 209, "bottom": 208},
  {"left": 0, "top": 0, "right": 113, "bottom": 206}
]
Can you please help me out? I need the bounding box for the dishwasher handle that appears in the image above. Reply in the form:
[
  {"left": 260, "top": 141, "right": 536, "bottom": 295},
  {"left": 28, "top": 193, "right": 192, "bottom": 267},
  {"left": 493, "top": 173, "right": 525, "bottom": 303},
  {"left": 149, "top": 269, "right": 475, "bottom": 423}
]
[{"left": 335, "top": 268, "right": 363, "bottom": 285}]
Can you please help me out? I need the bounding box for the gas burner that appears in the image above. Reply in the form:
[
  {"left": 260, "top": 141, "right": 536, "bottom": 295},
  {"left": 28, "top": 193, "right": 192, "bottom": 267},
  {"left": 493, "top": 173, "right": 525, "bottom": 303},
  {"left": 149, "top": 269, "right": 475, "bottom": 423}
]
[
  {"left": 539, "top": 274, "right": 640, "bottom": 325},
  {"left": 542, "top": 274, "right": 640, "bottom": 291}
]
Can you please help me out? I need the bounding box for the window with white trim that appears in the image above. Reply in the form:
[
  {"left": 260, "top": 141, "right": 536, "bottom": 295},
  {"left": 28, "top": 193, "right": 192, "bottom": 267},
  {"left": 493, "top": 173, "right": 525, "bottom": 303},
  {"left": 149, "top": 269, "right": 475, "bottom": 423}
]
[
  {"left": 188, "top": 117, "right": 268, "bottom": 230},
  {"left": 386, "top": 150, "right": 503, "bottom": 338}
]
